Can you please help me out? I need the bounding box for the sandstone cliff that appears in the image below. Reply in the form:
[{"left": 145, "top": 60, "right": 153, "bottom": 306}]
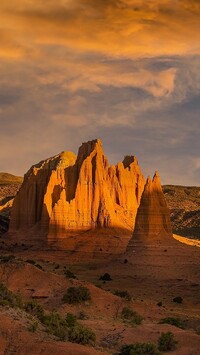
[
  {"left": 128, "top": 171, "right": 172, "bottom": 248},
  {"left": 9, "top": 139, "right": 145, "bottom": 243}
]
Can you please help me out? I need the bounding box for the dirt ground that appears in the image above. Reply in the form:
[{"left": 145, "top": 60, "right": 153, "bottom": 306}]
[{"left": 0, "top": 233, "right": 199, "bottom": 354}]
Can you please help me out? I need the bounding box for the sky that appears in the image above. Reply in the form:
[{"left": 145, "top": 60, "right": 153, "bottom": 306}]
[{"left": 0, "top": 0, "right": 200, "bottom": 185}]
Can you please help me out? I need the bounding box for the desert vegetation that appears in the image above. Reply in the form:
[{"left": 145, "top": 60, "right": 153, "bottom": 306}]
[
  {"left": 158, "top": 332, "right": 178, "bottom": 352},
  {"left": 159, "top": 317, "right": 185, "bottom": 329},
  {"left": 119, "top": 332, "right": 178, "bottom": 354},
  {"left": 119, "top": 342, "right": 161, "bottom": 355},
  {"left": 0, "top": 283, "right": 23, "bottom": 308},
  {"left": 99, "top": 272, "right": 112, "bottom": 281},
  {"left": 173, "top": 296, "right": 183, "bottom": 304},
  {"left": 63, "top": 286, "right": 91, "bottom": 304},
  {"left": 121, "top": 307, "right": 143, "bottom": 326},
  {"left": 0, "top": 283, "right": 96, "bottom": 345},
  {"left": 114, "top": 290, "right": 132, "bottom": 301}
]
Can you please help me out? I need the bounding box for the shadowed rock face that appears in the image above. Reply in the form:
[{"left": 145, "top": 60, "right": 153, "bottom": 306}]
[
  {"left": 9, "top": 139, "right": 145, "bottom": 243},
  {"left": 128, "top": 171, "right": 172, "bottom": 248}
]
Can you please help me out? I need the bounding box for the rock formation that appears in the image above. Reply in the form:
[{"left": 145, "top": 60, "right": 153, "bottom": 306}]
[
  {"left": 128, "top": 171, "right": 172, "bottom": 248},
  {"left": 9, "top": 139, "right": 146, "bottom": 244}
]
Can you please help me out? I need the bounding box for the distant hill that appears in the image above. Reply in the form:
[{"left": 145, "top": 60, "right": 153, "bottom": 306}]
[
  {"left": 163, "top": 185, "right": 200, "bottom": 239},
  {"left": 0, "top": 173, "right": 23, "bottom": 235},
  {"left": 0, "top": 172, "right": 23, "bottom": 185}
]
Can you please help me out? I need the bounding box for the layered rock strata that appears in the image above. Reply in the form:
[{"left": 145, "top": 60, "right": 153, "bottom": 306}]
[{"left": 9, "top": 139, "right": 145, "bottom": 243}]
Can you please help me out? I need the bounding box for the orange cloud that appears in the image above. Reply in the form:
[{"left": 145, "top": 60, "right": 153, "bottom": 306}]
[{"left": 0, "top": 0, "right": 200, "bottom": 60}]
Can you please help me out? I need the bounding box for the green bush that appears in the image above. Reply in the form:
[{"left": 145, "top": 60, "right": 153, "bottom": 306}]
[
  {"left": 114, "top": 290, "right": 131, "bottom": 301},
  {"left": 64, "top": 269, "right": 77, "bottom": 279},
  {"left": 159, "top": 317, "right": 185, "bottom": 329},
  {"left": 119, "top": 342, "right": 161, "bottom": 355},
  {"left": 121, "top": 307, "right": 143, "bottom": 325},
  {"left": 43, "top": 312, "right": 69, "bottom": 340},
  {"left": 158, "top": 332, "right": 178, "bottom": 351},
  {"left": 68, "top": 323, "right": 96, "bottom": 345},
  {"left": 0, "top": 283, "right": 23, "bottom": 308},
  {"left": 63, "top": 286, "right": 91, "bottom": 304},
  {"left": 65, "top": 313, "right": 77, "bottom": 327},
  {"left": 25, "top": 300, "right": 45, "bottom": 321},
  {"left": 173, "top": 296, "right": 183, "bottom": 304},
  {"left": 99, "top": 273, "right": 112, "bottom": 281},
  {"left": 24, "top": 297, "right": 96, "bottom": 345}
]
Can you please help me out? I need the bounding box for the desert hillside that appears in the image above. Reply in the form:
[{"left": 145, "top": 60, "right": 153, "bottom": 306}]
[
  {"left": 0, "top": 173, "right": 22, "bottom": 236},
  {"left": 0, "top": 172, "right": 23, "bottom": 185},
  {"left": 0, "top": 231, "right": 199, "bottom": 354},
  {"left": 163, "top": 185, "right": 200, "bottom": 239}
]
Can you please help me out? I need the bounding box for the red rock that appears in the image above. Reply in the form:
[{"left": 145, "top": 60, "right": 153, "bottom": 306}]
[
  {"left": 128, "top": 171, "right": 172, "bottom": 248},
  {"left": 9, "top": 139, "right": 145, "bottom": 244}
]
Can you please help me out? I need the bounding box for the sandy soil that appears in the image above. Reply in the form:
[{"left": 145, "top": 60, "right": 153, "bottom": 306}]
[
  {"left": 0, "top": 233, "right": 199, "bottom": 354},
  {"left": 173, "top": 234, "right": 200, "bottom": 248}
]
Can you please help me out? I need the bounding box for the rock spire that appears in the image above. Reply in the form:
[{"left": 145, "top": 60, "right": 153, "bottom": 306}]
[{"left": 128, "top": 171, "right": 172, "bottom": 248}]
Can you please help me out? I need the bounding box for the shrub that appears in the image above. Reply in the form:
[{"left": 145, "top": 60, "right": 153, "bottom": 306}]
[
  {"left": 68, "top": 323, "right": 96, "bottom": 345},
  {"left": 114, "top": 290, "right": 131, "bottom": 301},
  {"left": 25, "top": 300, "right": 45, "bottom": 321},
  {"left": 63, "top": 286, "right": 91, "bottom": 304},
  {"left": 173, "top": 296, "right": 183, "bottom": 304},
  {"left": 159, "top": 317, "right": 185, "bottom": 329},
  {"left": 158, "top": 332, "right": 178, "bottom": 351},
  {"left": 28, "top": 321, "right": 38, "bottom": 332},
  {"left": 35, "top": 264, "right": 43, "bottom": 270},
  {"left": 65, "top": 313, "right": 77, "bottom": 327},
  {"left": 0, "top": 255, "right": 15, "bottom": 263},
  {"left": 99, "top": 273, "right": 112, "bottom": 281},
  {"left": 119, "top": 342, "right": 161, "bottom": 355},
  {"left": 78, "top": 311, "right": 88, "bottom": 320},
  {"left": 43, "top": 312, "right": 68, "bottom": 340},
  {"left": 24, "top": 298, "right": 96, "bottom": 345},
  {"left": 121, "top": 307, "right": 143, "bottom": 325},
  {"left": 157, "top": 301, "right": 163, "bottom": 307},
  {"left": 0, "top": 283, "right": 23, "bottom": 308},
  {"left": 26, "top": 259, "right": 36, "bottom": 265},
  {"left": 64, "top": 269, "right": 77, "bottom": 279}
]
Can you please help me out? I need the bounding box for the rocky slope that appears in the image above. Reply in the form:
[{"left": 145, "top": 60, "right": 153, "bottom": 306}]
[
  {"left": 0, "top": 174, "right": 22, "bottom": 236},
  {"left": 9, "top": 139, "right": 146, "bottom": 245},
  {"left": 163, "top": 185, "right": 200, "bottom": 239}
]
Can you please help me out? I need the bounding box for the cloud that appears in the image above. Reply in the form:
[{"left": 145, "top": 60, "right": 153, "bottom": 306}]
[
  {"left": 0, "top": 1, "right": 200, "bottom": 185},
  {"left": 0, "top": 0, "right": 200, "bottom": 60}
]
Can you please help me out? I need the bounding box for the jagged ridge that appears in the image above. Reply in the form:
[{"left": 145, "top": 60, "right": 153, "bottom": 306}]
[{"left": 9, "top": 139, "right": 146, "bottom": 243}]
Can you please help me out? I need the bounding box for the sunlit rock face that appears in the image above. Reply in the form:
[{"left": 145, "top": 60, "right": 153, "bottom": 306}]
[
  {"left": 128, "top": 171, "right": 172, "bottom": 248},
  {"left": 9, "top": 139, "right": 145, "bottom": 242}
]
